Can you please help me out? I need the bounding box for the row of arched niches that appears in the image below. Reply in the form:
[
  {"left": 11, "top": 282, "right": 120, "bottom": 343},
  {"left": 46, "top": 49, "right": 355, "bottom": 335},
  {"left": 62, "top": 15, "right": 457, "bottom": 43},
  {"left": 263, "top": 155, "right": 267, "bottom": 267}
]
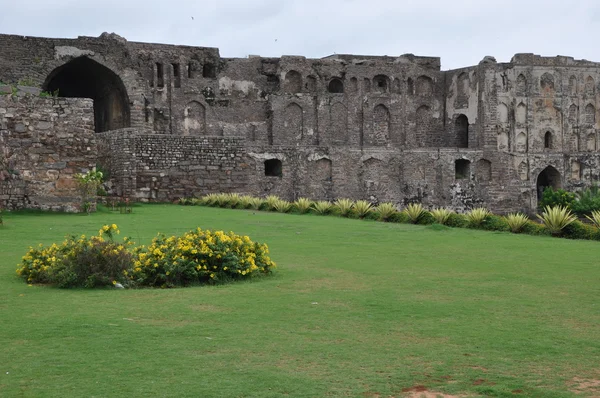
[{"left": 280, "top": 70, "right": 435, "bottom": 96}]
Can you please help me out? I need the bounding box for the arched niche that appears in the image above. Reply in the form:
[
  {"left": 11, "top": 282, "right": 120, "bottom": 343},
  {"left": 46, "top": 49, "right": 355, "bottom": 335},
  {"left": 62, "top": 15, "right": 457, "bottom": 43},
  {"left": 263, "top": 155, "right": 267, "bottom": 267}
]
[
  {"left": 516, "top": 132, "right": 527, "bottom": 153},
  {"left": 416, "top": 75, "right": 433, "bottom": 96},
  {"left": 536, "top": 166, "right": 561, "bottom": 201},
  {"left": 569, "top": 75, "right": 577, "bottom": 95},
  {"left": 498, "top": 103, "right": 509, "bottom": 124},
  {"left": 475, "top": 159, "right": 492, "bottom": 182},
  {"left": 455, "top": 114, "right": 469, "bottom": 148},
  {"left": 585, "top": 76, "right": 595, "bottom": 95},
  {"left": 373, "top": 75, "right": 389, "bottom": 93},
  {"left": 328, "top": 78, "right": 344, "bottom": 93},
  {"left": 44, "top": 56, "right": 131, "bottom": 133},
  {"left": 544, "top": 131, "right": 553, "bottom": 149},
  {"left": 415, "top": 105, "right": 431, "bottom": 147},
  {"left": 516, "top": 102, "right": 527, "bottom": 124},
  {"left": 540, "top": 73, "right": 555, "bottom": 92},
  {"left": 284, "top": 70, "right": 302, "bottom": 93},
  {"left": 516, "top": 74, "right": 527, "bottom": 95},
  {"left": 183, "top": 101, "right": 206, "bottom": 135}
]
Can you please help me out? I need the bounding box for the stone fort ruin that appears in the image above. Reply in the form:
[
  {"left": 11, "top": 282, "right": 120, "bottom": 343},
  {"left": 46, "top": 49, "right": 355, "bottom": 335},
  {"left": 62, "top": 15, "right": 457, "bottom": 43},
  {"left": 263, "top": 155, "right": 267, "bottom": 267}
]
[{"left": 1, "top": 32, "right": 599, "bottom": 213}]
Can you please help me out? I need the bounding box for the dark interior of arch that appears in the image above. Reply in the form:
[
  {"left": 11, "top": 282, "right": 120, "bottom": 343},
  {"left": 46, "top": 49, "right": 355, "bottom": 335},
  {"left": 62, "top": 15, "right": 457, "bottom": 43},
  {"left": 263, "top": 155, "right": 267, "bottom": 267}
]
[
  {"left": 328, "top": 78, "right": 344, "bottom": 93},
  {"left": 455, "top": 114, "right": 469, "bottom": 148},
  {"left": 44, "top": 57, "right": 130, "bottom": 133},
  {"left": 537, "top": 166, "right": 561, "bottom": 200}
]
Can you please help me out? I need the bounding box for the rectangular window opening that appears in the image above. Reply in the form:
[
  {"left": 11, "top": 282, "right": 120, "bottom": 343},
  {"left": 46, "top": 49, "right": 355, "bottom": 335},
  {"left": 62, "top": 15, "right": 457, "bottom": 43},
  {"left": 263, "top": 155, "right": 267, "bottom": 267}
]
[
  {"left": 156, "top": 62, "right": 164, "bottom": 88},
  {"left": 172, "top": 63, "right": 181, "bottom": 88}
]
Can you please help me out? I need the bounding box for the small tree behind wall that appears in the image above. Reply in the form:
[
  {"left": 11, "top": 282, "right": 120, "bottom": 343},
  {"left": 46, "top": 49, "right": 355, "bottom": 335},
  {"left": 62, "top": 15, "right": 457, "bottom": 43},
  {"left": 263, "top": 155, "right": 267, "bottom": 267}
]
[{"left": 75, "top": 170, "right": 103, "bottom": 214}]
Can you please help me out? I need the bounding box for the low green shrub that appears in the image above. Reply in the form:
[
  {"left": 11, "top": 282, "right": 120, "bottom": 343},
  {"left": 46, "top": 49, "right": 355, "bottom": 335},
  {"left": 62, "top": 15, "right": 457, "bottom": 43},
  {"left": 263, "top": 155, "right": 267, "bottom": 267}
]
[
  {"left": 480, "top": 214, "right": 510, "bottom": 232},
  {"left": 416, "top": 211, "right": 435, "bottom": 225},
  {"left": 446, "top": 213, "right": 468, "bottom": 228},
  {"left": 537, "top": 205, "right": 577, "bottom": 235},
  {"left": 521, "top": 220, "right": 549, "bottom": 236},
  {"left": 562, "top": 220, "right": 595, "bottom": 240},
  {"left": 572, "top": 186, "right": 600, "bottom": 215},
  {"left": 389, "top": 211, "right": 410, "bottom": 223},
  {"left": 538, "top": 187, "right": 576, "bottom": 210}
]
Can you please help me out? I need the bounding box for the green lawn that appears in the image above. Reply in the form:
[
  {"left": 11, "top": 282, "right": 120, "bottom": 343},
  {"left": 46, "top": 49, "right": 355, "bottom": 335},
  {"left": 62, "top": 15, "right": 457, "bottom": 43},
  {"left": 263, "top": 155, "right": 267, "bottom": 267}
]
[{"left": 1, "top": 205, "right": 599, "bottom": 397}]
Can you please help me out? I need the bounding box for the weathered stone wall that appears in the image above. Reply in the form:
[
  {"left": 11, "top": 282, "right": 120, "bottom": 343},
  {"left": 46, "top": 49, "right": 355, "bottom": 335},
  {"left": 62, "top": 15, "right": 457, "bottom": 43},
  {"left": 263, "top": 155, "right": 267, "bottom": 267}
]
[
  {"left": 3, "top": 33, "right": 600, "bottom": 214},
  {"left": 0, "top": 91, "right": 95, "bottom": 211}
]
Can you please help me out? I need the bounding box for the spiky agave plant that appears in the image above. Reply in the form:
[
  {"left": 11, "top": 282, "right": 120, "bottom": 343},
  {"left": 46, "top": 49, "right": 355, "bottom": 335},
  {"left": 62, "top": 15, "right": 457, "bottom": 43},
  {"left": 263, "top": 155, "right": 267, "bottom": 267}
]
[
  {"left": 293, "top": 197, "right": 313, "bottom": 214},
  {"left": 375, "top": 202, "right": 398, "bottom": 222},
  {"left": 465, "top": 207, "right": 491, "bottom": 227},
  {"left": 201, "top": 193, "right": 220, "bottom": 206},
  {"left": 333, "top": 198, "right": 354, "bottom": 217},
  {"left": 214, "top": 193, "right": 230, "bottom": 208},
  {"left": 585, "top": 209, "right": 600, "bottom": 228},
  {"left": 537, "top": 205, "right": 577, "bottom": 235},
  {"left": 430, "top": 207, "right": 453, "bottom": 225},
  {"left": 239, "top": 195, "right": 255, "bottom": 209},
  {"left": 505, "top": 212, "right": 529, "bottom": 233},
  {"left": 311, "top": 200, "right": 332, "bottom": 215},
  {"left": 264, "top": 195, "right": 280, "bottom": 211},
  {"left": 273, "top": 199, "right": 292, "bottom": 213},
  {"left": 403, "top": 203, "right": 427, "bottom": 224},
  {"left": 225, "top": 193, "right": 241, "bottom": 208},
  {"left": 354, "top": 200, "right": 373, "bottom": 218},
  {"left": 248, "top": 197, "right": 264, "bottom": 210}
]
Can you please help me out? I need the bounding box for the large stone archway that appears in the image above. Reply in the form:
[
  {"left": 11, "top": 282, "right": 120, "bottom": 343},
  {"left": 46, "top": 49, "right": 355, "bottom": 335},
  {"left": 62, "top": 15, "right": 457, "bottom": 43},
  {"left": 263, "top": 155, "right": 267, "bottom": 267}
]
[
  {"left": 536, "top": 166, "right": 561, "bottom": 202},
  {"left": 43, "top": 57, "right": 130, "bottom": 133}
]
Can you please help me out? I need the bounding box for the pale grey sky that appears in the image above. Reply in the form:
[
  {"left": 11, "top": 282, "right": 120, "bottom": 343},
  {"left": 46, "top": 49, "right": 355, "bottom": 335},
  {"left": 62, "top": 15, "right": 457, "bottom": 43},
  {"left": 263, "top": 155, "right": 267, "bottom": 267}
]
[{"left": 1, "top": 0, "right": 599, "bottom": 70}]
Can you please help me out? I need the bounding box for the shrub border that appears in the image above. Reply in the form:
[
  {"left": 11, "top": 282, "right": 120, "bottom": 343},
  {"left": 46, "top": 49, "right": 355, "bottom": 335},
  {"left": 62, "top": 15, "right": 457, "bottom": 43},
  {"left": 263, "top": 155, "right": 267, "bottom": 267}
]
[{"left": 179, "top": 195, "right": 600, "bottom": 242}]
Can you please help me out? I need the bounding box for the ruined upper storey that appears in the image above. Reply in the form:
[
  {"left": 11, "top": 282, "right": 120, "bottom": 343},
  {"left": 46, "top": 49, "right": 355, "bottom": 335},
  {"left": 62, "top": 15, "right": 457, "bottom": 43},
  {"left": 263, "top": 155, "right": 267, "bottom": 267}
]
[{"left": 2, "top": 32, "right": 600, "bottom": 153}]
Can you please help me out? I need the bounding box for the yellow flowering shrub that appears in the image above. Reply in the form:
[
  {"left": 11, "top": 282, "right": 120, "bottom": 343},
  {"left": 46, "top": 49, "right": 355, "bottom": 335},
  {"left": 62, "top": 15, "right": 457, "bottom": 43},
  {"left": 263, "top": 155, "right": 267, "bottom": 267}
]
[
  {"left": 130, "top": 228, "right": 276, "bottom": 287},
  {"left": 17, "top": 225, "right": 276, "bottom": 289},
  {"left": 17, "top": 224, "right": 134, "bottom": 288}
]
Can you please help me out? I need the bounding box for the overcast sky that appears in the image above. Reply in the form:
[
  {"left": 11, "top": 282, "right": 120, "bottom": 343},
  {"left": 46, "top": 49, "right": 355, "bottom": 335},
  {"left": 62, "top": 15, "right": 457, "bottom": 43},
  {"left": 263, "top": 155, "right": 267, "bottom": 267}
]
[{"left": 1, "top": 0, "right": 599, "bottom": 70}]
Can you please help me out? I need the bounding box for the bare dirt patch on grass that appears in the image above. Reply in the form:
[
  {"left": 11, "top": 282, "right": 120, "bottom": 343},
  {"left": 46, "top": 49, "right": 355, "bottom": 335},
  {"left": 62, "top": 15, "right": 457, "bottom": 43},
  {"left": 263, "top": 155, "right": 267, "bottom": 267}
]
[
  {"left": 568, "top": 377, "right": 600, "bottom": 395},
  {"left": 400, "top": 385, "right": 468, "bottom": 397}
]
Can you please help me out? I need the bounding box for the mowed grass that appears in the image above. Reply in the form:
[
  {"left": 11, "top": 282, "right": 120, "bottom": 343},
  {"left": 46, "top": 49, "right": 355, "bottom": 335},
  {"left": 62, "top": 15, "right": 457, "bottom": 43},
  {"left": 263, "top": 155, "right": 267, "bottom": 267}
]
[{"left": 1, "top": 205, "right": 599, "bottom": 397}]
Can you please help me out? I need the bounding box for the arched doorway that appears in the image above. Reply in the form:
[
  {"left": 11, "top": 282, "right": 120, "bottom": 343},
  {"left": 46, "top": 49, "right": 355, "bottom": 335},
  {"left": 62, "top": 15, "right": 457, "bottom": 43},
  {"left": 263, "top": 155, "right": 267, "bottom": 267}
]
[
  {"left": 536, "top": 166, "right": 561, "bottom": 201},
  {"left": 43, "top": 57, "right": 130, "bottom": 133}
]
